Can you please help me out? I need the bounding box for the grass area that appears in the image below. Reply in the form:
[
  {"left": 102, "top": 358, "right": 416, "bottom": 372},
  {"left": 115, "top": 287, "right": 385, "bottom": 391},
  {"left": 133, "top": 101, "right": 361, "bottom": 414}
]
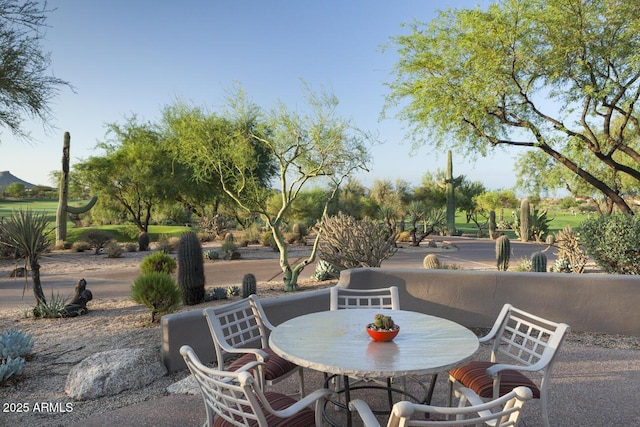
[{"left": 0, "top": 199, "right": 196, "bottom": 244}]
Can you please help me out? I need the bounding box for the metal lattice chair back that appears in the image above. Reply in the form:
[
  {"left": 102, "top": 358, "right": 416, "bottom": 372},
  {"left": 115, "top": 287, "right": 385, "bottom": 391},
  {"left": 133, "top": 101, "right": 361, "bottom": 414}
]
[{"left": 330, "top": 286, "right": 400, "bottom": 310}]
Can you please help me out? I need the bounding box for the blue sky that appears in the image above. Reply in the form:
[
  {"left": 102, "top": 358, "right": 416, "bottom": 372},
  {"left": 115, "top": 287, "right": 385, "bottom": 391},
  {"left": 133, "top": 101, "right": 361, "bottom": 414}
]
[{"left": 1, "top": 0, "right": 519, "bottom": 191}]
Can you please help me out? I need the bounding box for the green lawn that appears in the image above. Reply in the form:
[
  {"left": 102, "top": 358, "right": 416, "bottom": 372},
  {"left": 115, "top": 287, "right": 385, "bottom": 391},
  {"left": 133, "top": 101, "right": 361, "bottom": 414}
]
[{"left": 0, "top": 199, "right": 195, "bottom": 244}]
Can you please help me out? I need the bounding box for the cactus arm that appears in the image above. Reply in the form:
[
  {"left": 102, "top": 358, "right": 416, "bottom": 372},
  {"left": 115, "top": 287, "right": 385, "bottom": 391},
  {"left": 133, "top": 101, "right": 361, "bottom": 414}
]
[{"left": 67, "top": 195, "right": 98, "bottom": 214}]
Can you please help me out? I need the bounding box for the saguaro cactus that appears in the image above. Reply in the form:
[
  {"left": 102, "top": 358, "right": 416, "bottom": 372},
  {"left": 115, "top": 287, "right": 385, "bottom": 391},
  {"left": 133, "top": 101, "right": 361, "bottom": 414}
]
[
  {"left": 489, "top": 210, "right": 497, "bottom": 239},
  {"left": 177, "top": 231, "right": 205, "bottom": 305},
  {"left": 496, "top": 235, "right": 511, "bottom": 271},
  {"left": 56, "top": 132, "right": 98, "bottom": 246},
  {"left": 520, "top": 199, "right": 530, "bottom": 243},
  {"left": 437, "top": 150, "right": 463, "bottom": 236}
]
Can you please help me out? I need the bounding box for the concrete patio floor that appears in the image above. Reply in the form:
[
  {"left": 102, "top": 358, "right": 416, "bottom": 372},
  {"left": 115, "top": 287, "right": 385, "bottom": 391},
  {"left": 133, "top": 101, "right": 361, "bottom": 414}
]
[{"left": 68, "top": 339, "right": 640, "bottom": 427}]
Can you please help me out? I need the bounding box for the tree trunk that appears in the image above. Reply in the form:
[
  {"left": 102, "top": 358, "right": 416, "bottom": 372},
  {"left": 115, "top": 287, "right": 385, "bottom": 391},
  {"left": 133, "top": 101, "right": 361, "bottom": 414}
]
[{"left": 30, "top": 259, "right": 46, "bottom": 306}]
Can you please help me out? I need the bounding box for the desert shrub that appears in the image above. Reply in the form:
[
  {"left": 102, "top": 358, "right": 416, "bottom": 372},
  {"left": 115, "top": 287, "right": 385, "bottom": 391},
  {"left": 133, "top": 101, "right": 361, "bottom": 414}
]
[
  {"left": 156, "top": 235, "right": 180, "bottom": 254},
  {"left": 317, "top": 212, "right": 397, "bottom": 271},
  {"left": 397, "top": 231, "right": 412, "bottom": 242},
  {"left": 140, "top": 251, "right": 177, "bottom": 275},
  {"left": 203, "top": 249, "right": 219, "bottom": 260},
  {"left": 553, "top": 226, "right": 588, "bottom": 274},
  {"left": 241, "top": 223, "right": 262, "bottom": 244},
  {"left": 261, "top": 231, "right": 278, "bottom": 251},
  {"left": 512, "top": 257, "right": 532, "bottom": 272},
  {"left": 131, "top": 272, "right": 181, "bottom": 322},
  {"left": 123, "top": 242, "right": 138, "bottom": 252},
  {"left": 83, "top": 230, "right": 112, "bottom": 255},
  {"left": 580, "top": 214, "right": 640, "bottom": 274},
  {"left": 104, "top": 241, "right": 123, "bottom": 258},
  {"left": 71, "top": 240, "right": 91, "bottom": 252}
]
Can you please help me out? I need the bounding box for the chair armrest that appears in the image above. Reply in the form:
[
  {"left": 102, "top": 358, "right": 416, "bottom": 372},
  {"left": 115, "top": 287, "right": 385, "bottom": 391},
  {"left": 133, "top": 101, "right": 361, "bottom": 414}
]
[
  {"left": 263, "top": 388, "right": 334, "bottom": 418},
  {"left": 485, "top": 351, "right": 555, "bottom": 377},
  {"left": 348, "top": 399, "right": 382, "bottom": 427},
  {"left": 223, "top": 347, "right": 270, "bottom": 362}
]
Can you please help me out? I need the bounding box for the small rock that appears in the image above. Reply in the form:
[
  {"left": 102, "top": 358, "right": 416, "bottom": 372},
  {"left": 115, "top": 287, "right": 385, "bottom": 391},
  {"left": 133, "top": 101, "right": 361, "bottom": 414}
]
[{"left": 166, "top": 374, "right": 199, "bottom": 395}]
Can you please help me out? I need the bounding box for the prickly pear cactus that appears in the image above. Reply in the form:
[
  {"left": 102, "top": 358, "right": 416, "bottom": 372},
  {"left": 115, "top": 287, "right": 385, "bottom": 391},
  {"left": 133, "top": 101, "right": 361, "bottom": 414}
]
[
  {"left": 177, "top": 231, "right": 205, "bottom": 305},
  {"left": 496, "top": 235, "right": 511, "bottom": 271},
  {"left": 422, "top": 254, "right": 441, "bottom": 269},
  {"left": 531, "top": 251, "right": 547, "bottom": 272},
  {"left": 242, "top": 273, "right": 257, "bottom": 298}
]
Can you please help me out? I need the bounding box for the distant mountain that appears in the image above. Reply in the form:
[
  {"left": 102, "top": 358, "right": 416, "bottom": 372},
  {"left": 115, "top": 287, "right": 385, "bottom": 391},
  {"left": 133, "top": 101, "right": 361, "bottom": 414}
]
[{"left": 0, "top": 171, "right": 35, "bottom": 188}]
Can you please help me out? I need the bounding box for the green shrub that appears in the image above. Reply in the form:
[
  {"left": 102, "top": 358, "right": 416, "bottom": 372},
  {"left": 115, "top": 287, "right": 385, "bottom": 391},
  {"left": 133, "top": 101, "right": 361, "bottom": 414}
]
[
  {"left": 203, "top": 249, "right": 219, "bottom": 260},
  {"left": 140, "top": 251, "right": 177, "bottom": 275},
  {"left": 83, "top": 230, "right": 112, "bottom": 254},
  {"left": 157, "top": 235, "right": 180, "bottom": 254},
  {"left": 71, "top": 240, "right": 91, "bottom": 252},
  {"left": 104, "top": 241, "right": 123, "bottom": 258},
  {"left": 131, "top": 272, "right": 181, "bottom": 322},
  {"left": 580, "top": 214, "right": 640, "bottom": 274}
]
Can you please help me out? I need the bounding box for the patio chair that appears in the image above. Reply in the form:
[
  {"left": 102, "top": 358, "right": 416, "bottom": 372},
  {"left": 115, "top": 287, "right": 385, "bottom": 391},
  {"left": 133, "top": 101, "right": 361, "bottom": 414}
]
[
  {"left": 202, "top": 294, "right": 305, "bottom": 399},
  {"left": 180, "top": 345, "right": 333, "bottom": 427},
  {"left": 349, "top": 385, "right": 533, "bottom": 427},
  {"left": 330, "top": 285, "right": 400, "bottom": 310},
  {"left": 448, "top": 303, "right": 570, "bottom": 427},
  {"left": 329, "top": 286, "right": 405, "bottom": 402}
]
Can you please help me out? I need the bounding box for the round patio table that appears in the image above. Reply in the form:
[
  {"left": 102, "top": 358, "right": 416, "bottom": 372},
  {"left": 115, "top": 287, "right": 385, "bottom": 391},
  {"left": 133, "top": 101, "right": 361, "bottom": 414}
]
[{"left": 269, "top": 309, "right": 479, "bottom": 426}]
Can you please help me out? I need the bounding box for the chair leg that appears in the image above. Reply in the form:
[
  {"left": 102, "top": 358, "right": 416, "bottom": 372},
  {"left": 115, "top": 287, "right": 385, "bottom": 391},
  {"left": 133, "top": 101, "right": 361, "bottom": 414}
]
[
  {"left": 541, "top": 388, "right": 550, "bottom": 427},
  {"left": 298, "top": 367, "right": 305, "bottom": 399}
]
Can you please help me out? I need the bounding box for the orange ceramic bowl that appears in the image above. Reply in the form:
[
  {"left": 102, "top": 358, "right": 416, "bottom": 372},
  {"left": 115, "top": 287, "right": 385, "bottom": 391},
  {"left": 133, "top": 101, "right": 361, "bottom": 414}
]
[{"left": 366, "top": 324, "right": 400, "bottom": 342}]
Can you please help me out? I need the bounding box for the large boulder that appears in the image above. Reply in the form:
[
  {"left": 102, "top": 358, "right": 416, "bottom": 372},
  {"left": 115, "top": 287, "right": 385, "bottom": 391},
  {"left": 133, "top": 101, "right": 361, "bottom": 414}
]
[{"left": 65, "top": 347, "right": 167, "bottom": 400}]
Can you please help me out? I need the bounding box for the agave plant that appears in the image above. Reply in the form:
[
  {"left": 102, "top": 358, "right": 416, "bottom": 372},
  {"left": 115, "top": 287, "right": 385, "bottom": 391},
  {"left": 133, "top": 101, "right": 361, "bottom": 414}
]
[{"left": 1, "top": 209, "right": 54, "bottom": 308}]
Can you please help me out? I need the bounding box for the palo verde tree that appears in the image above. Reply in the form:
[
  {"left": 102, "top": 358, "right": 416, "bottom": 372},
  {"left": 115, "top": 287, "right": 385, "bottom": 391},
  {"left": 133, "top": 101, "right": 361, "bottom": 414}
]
[
  {"left": 386, "top": 0, "right": 640, "bottom": 215},
  {"left": 0, "top": 0, "right": 69, "bottom": 139},
  {"left": 164, "top": 84, "right": 372, "bottom": 291},
  {"left": 75, "top": 117, "right": 177, "bottom": 232}
]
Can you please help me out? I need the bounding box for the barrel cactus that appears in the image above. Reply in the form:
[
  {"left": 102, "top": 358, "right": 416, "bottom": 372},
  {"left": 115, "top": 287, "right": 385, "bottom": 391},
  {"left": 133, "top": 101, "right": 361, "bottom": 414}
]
[
  {"left": 242, "top": 273, "right": 257, "bottom": 298},
  {"left": 373, "top": 313, "right": 395, "bottom": 330},
  {"left": 496, "top": 235, "right": 511, "bottom": 271},
  {"left": 177, "top": 231, "right": 205, "bottom": 305},
  {"left": 138, "top": 231, "right": 150, "bottom": 251},
  {"left": 422, "top": 254, "right": 441, "bottom": 269},
  {"left": 531, "top": 251, "right": 547, "bottom": 272}
]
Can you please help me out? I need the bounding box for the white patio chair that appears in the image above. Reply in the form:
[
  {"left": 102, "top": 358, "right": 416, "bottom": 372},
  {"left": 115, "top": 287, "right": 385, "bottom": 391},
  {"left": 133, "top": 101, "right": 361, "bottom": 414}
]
[
  {"left": 180, "top": 345, "right": 333, "bottom": 427},
  {"left": 329, "top": 286, "right": 405, "bottom": 404},
  {"left": 349, "top": 385, "right": 533, "bottom": 427},
  {"left": 330, "top": 285, "right": 400, "bottom": 310},
  {"left": 202, "top": 294, "right": 305, "bottom": 399},
  {"left": 448, "top": 303, "right": 570, "bottom": 427}
]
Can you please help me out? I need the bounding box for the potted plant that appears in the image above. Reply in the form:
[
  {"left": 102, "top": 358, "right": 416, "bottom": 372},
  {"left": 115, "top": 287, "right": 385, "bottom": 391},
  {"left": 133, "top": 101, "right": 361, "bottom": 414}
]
[{"left": 366, "top": 313, "right": 400, "bottom": 342}]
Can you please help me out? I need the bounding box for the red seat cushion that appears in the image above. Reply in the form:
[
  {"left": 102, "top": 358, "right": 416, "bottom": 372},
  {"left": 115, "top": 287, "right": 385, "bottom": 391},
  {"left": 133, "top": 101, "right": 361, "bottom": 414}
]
[
  {"left": 227, "top": 347, "right": 299, "bottom": 381},
  {"left": 213, "top": 391, "right": 316, "bottom": 427},
  {"left": 449, "top": 361, "right": 541, "bottom": 399}
]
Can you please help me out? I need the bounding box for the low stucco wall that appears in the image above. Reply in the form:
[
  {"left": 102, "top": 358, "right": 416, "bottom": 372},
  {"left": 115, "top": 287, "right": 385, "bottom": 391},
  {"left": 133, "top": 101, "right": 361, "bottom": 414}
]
[{"left": 161, "top": 268, "right": 640, "bottom": 371}]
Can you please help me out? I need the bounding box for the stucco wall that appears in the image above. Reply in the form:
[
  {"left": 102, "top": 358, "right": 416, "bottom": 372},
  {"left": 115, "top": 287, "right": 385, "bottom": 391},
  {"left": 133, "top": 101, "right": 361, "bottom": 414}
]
[{"left": 161, "top": 268, "right": 640, "bottom": 371}]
